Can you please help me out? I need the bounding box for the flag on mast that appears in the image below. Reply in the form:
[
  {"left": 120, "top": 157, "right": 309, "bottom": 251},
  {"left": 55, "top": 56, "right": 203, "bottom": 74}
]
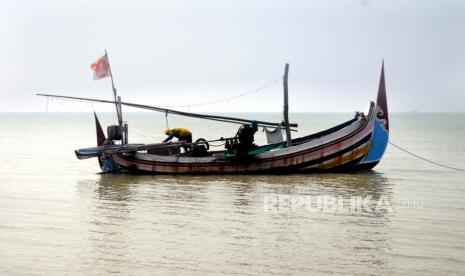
[{"left": 90, "top": 54, "right": 111, "bottom": 80}]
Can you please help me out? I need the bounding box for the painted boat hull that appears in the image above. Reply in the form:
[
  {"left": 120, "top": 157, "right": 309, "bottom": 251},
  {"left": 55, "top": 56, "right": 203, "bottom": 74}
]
[{"left": 107, "top": 102, "right": 385, "bottom": 174}]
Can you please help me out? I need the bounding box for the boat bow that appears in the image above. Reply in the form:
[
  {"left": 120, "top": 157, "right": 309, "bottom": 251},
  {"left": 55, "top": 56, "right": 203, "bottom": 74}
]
[{"left": 360, "top": 61, "right": 389, "bottom": 168}]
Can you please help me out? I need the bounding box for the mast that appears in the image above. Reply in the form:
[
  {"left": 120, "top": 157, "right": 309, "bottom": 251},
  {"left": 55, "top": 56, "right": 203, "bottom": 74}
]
[
  {"left": 283, "top": 63, "right": 292, "bottom": 146},
  {"left": 105, "top": 49, "right": 123, "bottom": 127},
  {"left": 104, "top": 50, "right": 127, "bottom": 143}
]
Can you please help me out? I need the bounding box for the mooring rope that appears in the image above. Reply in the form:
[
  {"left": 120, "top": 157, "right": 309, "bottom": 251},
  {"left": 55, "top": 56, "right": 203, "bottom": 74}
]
[{"left": 388, "top": 141, "right": 464, "bottom": 172}]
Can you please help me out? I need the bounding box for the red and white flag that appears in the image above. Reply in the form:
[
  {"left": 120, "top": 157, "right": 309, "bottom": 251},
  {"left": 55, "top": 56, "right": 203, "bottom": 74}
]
[{"left": 90, "top": 54, "right": 111, "bottom": 80}]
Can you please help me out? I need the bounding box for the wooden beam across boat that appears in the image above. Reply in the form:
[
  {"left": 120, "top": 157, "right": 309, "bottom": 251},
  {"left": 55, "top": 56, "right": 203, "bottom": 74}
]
[
  {"left": 36, "top": 93, "right": 298, "bottom": 129},
  {"left": 75, "top": 141, "right": 191, "bottom": 159},
  {"left": 75, "top": 143, "right": 144, "bottom": 159}
]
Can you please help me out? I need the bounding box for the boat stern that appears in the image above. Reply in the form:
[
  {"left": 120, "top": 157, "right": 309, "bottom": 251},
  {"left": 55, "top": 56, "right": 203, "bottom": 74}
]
[{"left": 94, "top": 112, "right": 120, "bottom": 173}]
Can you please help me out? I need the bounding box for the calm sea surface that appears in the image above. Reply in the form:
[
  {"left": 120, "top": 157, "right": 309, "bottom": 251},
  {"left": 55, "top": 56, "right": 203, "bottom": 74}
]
[{"left": 0, "top": 112, "right": 464, "bottom": 275}]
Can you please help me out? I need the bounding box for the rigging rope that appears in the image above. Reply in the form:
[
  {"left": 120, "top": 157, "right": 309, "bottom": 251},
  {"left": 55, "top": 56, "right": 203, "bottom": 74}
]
[
  {"left": 159, "top": 76, "right": 283, "bottom": 108},
  {"left": 388, "top": 141, "right": 464, "bottom": 172}
]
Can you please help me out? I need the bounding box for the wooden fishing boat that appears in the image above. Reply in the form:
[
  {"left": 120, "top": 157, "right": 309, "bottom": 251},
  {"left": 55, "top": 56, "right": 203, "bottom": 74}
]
[{"left": 39, "top": 62, "right": 389, "bottom": 174}]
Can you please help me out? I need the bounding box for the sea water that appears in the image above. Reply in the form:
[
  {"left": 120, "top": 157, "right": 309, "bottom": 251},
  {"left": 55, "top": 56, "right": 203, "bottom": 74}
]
[{"left": 0, "top": 112, "right": 464, "bottom": 275}]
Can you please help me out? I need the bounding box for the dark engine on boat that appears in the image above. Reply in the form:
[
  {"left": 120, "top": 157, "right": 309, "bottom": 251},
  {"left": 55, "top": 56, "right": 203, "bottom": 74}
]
[{"left": 225, "top": 123, "right": 259, "bottom": 157}]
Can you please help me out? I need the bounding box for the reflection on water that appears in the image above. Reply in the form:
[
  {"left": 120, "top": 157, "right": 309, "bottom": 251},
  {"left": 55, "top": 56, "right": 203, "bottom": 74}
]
[
  {"left": 70, "top": 172, "right": 394, "bottom": 274},
  {"left": 94, "top": 174, "right": 135, "bottom": 202}
]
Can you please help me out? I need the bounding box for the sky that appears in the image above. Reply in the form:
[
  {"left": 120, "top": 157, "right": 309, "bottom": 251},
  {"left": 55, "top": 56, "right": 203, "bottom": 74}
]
[{"left": 0, "top": 0, "right": 464, "bottom": 112}]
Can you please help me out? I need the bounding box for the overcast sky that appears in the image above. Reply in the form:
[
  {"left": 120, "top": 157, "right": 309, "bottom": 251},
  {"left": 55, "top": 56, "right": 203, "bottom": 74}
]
[{"left": 0, "top": 0, "right": 464, "bottom": 112}]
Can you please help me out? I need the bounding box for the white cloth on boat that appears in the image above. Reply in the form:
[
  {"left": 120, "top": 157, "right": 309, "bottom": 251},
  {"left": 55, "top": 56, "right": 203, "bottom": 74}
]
[{"left": 263, "top": 126, "right": 284, "bottom": 144}]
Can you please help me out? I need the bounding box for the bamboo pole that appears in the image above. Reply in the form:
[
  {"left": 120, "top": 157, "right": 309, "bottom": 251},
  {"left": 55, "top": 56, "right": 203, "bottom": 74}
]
[
  {"left": 36, "top": 93, "right": 298, "bottom": 129},
  {"left": 283, "top": 63, "right": 292, "bottom": 147},
  {"left": 104, "top": 49, "right": 122, "bottom": 127}
]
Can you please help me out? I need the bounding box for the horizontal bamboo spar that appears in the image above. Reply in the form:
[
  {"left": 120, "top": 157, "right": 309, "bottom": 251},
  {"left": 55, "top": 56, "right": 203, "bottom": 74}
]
[{"left": 37, "top": 93, "right": 298, "bottom": 128}]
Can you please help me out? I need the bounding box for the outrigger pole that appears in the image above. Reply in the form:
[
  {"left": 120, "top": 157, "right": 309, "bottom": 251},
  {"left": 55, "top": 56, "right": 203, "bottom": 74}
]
[{"left": 36, "top": 93, "right": 298, "bottom": 129}]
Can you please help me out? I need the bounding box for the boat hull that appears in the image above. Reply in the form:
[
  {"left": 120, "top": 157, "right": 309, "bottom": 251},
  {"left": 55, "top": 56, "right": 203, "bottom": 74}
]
[{"left": 108, "top": 101, "right": 387, "bottom": 174}]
